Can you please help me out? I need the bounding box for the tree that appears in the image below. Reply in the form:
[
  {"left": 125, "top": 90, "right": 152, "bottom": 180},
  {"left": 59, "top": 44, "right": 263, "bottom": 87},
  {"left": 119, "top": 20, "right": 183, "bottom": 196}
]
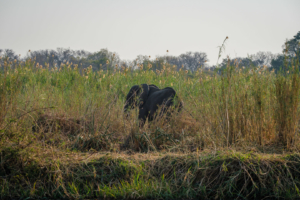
[
  {"left": 155, "top": 51, "right": 209, "bottom": 72},
  {"left": 28, "top": 48, "right": 91, "bottom": 68},
  {"left": 0, "top": 49, "right": 19, "bottom": 61},
  {"left": 218, "top": 52, "right": 279, "bottom": 72},
  {"left": 270, "top": 31, "right": 300, "bottom": 72},
  {"left": 86, "top": 49, "right": 111, "bottom": 70},
  {"left": 219, "top": 57, "right": 253, "bottom": 69},
  {"left": 270, "top": 55, "right": 285, "bottom": 72},
  {"left": 26, "top": 48, "right": 120, "bottom": 72},
  {"left": 283, "top": 31, "right": 300, "bottom": 58},
  {"left": 133, "top": 55, "right": 151, "bottom": 70},
  {"left": 177, "top": 52, "right": 208, "bottom": 71},
  {"left": 251, "top": 51, "right": 279, "bottom": 67}
]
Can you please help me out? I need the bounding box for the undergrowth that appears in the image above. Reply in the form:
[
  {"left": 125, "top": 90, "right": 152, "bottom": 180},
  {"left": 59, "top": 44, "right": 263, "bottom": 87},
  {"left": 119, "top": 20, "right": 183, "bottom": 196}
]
[{"left": 0, "top": 53, "right": 300, "bottom": 199}]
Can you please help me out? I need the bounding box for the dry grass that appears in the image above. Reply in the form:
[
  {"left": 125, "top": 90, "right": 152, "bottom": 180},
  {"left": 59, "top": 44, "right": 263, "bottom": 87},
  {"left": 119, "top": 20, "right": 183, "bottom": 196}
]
[{"left": 0, "top": 54, "right": 300, "bottom": 199}]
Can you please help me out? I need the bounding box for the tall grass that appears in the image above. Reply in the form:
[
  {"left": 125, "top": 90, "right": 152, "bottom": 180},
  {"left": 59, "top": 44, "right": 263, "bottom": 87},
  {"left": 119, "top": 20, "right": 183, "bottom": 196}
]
[
  {"left": 0, "top": 55, "right": 300, "bottom": 199},
  {"left": 0, "top": 56, "right": 299, "bottom": 151}
]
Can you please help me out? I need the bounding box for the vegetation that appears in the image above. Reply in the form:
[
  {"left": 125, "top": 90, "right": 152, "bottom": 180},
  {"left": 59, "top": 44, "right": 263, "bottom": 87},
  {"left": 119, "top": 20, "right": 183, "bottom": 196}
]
[
  {"left": 1, "top": 32, "right": 300, "bottom": 198},
  {"left": 0, "top": 51, "right": 300, "bottom": 199},
  {"left": 1, "top": 32, "right": 299, "bottom": 75}
]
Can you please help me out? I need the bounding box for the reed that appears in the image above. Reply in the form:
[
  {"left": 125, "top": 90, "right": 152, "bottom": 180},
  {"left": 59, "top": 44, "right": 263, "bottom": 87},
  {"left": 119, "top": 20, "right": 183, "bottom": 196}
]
[{"left": 0, "top": 53, "right": 300, "bottom": 199}]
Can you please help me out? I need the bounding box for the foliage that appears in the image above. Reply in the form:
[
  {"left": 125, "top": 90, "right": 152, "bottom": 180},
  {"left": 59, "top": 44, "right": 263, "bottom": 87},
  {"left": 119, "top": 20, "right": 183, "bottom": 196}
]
[{"left": 0, "top": 54, "right": 300, "bottom": 199}]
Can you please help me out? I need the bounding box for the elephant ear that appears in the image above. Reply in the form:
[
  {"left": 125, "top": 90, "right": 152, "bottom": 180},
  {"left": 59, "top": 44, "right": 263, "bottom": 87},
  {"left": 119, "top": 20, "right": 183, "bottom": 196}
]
[
  {"left": 124, "top": 85, "right": 140, "bottom": 111},
  {"left": 139, "top": 84, "right": 149, "bottom": 108}
]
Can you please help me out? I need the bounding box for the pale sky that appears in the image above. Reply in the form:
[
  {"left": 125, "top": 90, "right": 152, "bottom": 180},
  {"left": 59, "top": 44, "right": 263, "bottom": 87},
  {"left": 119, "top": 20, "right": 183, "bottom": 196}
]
[{"left": 0, "top": 0, "right": 299, "bottom": 65}]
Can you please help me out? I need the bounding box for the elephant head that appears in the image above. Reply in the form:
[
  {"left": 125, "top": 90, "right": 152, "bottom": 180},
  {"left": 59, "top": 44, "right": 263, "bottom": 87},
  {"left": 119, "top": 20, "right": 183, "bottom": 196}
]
[{"left": 124, "top": 84, "right": 149, "bottom": 112}]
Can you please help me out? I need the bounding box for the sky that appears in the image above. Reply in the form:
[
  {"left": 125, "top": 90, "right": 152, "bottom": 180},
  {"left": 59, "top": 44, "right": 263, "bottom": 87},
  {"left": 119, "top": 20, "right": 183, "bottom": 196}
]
[{"left": 0, "top": 0, "right": 299, "bottom": 65}]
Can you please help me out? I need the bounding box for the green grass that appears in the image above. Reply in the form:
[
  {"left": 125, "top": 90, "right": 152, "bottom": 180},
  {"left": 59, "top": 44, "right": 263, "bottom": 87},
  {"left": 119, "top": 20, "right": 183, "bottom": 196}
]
[
  {"left": 0, "top": 56, "right": 300, "bottom": 199},
  {"left": 2, "top": 146, "right": 300, "bottom": 199}
]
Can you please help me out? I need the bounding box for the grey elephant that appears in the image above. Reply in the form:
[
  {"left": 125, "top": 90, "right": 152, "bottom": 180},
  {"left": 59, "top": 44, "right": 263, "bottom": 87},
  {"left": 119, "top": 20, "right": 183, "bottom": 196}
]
[{"left": 124, "top": 84, "right": 183, "bottom": 125}]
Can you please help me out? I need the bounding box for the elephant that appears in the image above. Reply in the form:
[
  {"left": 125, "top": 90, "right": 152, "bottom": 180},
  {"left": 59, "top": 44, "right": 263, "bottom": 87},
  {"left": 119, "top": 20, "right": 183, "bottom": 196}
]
[{"left": 124, "top": 84, "right": 183, "bottom": 125}]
